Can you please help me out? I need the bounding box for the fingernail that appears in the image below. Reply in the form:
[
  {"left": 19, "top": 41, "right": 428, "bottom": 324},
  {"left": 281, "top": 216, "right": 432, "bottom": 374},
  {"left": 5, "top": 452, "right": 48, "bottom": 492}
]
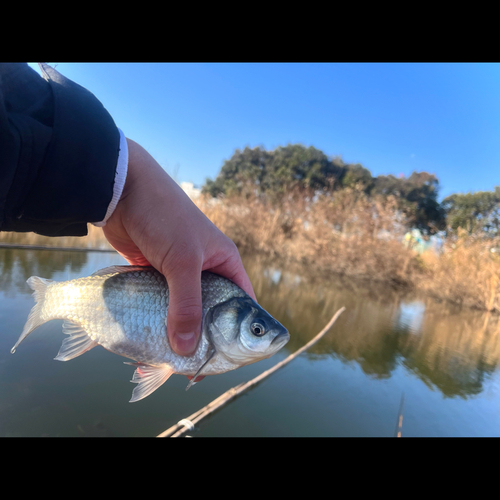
[{"left": 173, "top": 332, "right": 197, "bottom": 356}]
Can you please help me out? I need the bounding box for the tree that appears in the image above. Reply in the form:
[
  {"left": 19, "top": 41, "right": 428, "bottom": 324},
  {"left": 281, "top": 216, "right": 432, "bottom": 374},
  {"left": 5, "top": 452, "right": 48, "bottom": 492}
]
[
  {"left": 265, "top": 144, "right": 342, "bottom": 193},
  {"left": 371, "top": 172, "right": 445, "bottom": 233},
  {"left": 403, "top": 172, "right": 446, "bottom": 233},
  {"left": 341, "top": 163, "right": 373, "bottom": 191},
  {"left": 203, "top": 144, "right": 346, "bottom": 198},
  {"left": 442, "top": 187, "right": 500, "bottom": 236},
  {"left": 202, "top": 146, "right": 271, "bottom": 198}
]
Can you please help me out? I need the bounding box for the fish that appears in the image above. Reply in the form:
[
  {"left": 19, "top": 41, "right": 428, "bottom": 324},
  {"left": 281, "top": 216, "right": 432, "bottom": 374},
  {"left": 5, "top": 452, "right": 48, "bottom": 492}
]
[{"left": 10, "top": 265, "right": 290, "bottom": 402}]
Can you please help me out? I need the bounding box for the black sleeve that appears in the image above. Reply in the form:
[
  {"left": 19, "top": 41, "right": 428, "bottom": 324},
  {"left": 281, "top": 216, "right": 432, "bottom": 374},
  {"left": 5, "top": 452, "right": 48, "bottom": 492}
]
[{"left": 0, "top": 63, "right": 121, "bottom": 237}]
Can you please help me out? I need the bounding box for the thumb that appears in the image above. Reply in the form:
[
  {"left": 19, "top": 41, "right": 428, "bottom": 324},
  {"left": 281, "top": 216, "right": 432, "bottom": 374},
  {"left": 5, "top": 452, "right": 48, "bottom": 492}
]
[{"left": 164, "top": 264, "right": 203, "bottom": 357}]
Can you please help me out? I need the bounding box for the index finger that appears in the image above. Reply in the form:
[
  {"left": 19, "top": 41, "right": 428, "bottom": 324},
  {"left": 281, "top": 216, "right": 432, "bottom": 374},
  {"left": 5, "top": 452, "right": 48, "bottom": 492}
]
[{"left": 205, "top": 255, "right": 257, "bottom": 302}]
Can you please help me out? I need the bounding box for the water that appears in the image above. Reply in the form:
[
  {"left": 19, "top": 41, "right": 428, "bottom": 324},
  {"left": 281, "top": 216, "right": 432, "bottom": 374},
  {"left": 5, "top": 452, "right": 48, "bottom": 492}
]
[{"left": 1, "top": 246, "right": 500, "bottom": 437}]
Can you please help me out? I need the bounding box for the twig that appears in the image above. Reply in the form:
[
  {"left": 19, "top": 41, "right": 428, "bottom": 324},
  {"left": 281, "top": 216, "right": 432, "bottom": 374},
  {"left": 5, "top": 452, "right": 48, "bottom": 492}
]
[
  {"left": 394, "top": 392, "right": 405, "bottom": 438},
  {"left": 157, "top": 306, "right": 346, "bottom": 438}
]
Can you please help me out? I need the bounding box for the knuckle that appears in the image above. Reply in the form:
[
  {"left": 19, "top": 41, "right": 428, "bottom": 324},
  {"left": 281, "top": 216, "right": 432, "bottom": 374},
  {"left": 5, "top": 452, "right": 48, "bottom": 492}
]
[
  {"left": 172, "top": 297, "right": 202, "bottom": 318},
  {"left": 161, "top": 244, "right": 200, "bottom": 275},
  {"left": 169, "top": 296, "right": 202, "bottom": 330}
]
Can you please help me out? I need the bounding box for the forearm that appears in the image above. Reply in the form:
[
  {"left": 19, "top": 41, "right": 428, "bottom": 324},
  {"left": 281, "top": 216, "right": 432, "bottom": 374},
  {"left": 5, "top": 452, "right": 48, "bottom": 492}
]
[{"left": 0, "top": 63, "right": 120, "bottom": 237}]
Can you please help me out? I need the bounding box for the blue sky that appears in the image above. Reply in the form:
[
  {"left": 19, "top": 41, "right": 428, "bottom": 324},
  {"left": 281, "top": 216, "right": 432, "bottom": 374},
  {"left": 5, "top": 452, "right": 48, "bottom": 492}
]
[{"left": 29, "top": 62, "right": 500, "bottom": 200}]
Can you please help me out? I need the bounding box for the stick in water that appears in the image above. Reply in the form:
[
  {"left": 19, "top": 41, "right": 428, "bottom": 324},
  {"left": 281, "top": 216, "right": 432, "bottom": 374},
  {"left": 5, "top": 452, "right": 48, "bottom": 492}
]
[
  {"left": 395, "top": 392, "right": 405, "bottom": 438},
  {"left": 157, "top": 306, "right": 346, "bottom": 438}
]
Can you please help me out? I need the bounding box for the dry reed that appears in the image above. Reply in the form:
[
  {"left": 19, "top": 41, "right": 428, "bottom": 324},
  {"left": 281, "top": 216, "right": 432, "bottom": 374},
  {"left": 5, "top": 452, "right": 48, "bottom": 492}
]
[
  {"left": 199, "top": 188, "right": 419, "bottom": 286},
  {"left": 197, "top": 190, "right": 500, "bottom": 312},
  {"left": 0, "top": 224, "right": 114, "bottom": 250},
  {"left": 417, "top": 230, "right": 500, "bottom": 312}
]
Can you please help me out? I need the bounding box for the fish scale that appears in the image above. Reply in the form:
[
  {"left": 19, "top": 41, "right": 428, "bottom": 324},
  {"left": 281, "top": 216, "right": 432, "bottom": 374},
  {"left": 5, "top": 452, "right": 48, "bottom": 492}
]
[{"left": 11, "top": 265, "right": 290, "bottom": 402}]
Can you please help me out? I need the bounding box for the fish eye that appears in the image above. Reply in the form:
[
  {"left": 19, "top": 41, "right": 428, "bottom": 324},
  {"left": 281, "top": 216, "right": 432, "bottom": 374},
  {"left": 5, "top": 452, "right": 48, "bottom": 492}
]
[{"left": 251, "top": 321, "right": 266, "bottom": 337}]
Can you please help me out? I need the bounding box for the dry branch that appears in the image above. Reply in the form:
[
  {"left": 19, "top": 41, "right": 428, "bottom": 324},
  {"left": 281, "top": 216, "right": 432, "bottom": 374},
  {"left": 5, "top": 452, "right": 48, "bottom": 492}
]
[{"left": 157, "top": 306, "right": 346, "bottom": 438}]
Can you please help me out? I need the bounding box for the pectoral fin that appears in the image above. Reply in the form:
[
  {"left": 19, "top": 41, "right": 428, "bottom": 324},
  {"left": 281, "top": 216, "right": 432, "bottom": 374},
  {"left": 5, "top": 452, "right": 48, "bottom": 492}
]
[
  {"left": 125, "top": 362, "right": 175, "bottom": 402},
  {"left": 185, "top": 348, "right": 216, "bottom": 391}
]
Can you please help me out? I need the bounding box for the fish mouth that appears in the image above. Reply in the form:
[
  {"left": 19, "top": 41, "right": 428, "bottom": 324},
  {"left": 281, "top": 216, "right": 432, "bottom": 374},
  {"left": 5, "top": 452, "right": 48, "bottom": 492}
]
[{"left": 271, "top": 329, "right": 290, "bottom": 347}]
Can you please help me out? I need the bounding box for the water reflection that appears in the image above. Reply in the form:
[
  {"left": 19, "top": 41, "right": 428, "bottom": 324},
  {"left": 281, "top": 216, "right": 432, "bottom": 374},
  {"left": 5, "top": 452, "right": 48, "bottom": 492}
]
[
  {"left": 1, "top": 248, "right": 499, "bottom": 402},
  {"left": 399, "top": 306, "right": 500, "bottom": 398},
  {"left": 0, "top": 248, "right": 88, "bottom": 296},
  {"left": 242, "top": 253, "right": 500, "bottom": 400},
  {"left": 396, "top": 301, "right": 425, "bottom": 333}
]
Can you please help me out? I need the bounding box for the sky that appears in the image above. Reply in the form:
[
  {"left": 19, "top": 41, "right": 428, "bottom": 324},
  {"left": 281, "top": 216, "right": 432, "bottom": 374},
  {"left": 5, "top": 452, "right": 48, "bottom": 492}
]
[{"left": 29, "top": 62, "right": 500, "bottom": 200}]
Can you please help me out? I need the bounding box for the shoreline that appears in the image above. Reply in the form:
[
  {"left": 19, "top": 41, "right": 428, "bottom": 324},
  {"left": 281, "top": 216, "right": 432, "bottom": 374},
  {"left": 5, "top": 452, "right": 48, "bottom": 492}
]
[
  {"left": 1, "top": 236, "right": 498, "bottom": 315},
  {"left": 0, "top": 243, "right": 117, "bottom": 253}
]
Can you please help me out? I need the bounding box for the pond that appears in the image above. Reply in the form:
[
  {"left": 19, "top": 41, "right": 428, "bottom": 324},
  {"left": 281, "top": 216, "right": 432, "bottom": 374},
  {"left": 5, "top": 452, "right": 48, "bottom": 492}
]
[{"left": 1, "top": 246, "right": 499, "bottom": 437}]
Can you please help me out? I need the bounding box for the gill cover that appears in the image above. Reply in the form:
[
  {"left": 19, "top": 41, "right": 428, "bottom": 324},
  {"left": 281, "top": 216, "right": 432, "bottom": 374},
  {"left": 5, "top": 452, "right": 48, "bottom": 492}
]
[{"left": 205, "top": 296, "right": 289, "bottom": 367}]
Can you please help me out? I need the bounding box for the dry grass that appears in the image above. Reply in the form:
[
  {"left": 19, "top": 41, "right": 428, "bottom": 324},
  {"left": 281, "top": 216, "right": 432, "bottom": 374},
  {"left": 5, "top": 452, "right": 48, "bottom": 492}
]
[
  {"left": 198, "top": 190, "right": 500, "bottom": 312},
  {"left": 0, "top": 224, "right": 114, "bottom": 250},
  {"left": 199, "top": 188, "right": 419, "bottom": 286},
  {"left": 417, "top": 231, "right": 500, "bottom": 312}
]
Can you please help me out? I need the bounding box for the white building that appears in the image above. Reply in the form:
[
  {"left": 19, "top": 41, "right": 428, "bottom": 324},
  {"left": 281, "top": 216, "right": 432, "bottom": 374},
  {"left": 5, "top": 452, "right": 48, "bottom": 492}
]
[{"left": 180, "top": 182, "right": 201, "bottom": 200}]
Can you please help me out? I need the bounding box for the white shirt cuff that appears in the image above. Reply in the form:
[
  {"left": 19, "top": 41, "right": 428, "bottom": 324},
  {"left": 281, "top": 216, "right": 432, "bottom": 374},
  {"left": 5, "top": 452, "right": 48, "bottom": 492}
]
[{"left": 92, "top": 127, "right": 128, "bottom": 227}]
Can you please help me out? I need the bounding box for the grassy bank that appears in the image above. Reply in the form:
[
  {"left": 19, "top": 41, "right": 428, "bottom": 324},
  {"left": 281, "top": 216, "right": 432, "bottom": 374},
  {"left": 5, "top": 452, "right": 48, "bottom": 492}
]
[
  {"left": 417, "top": 233, "right": 500, "bottom": 312},
  {"left": 0, "top": 225, "right": 114, "bottom": 251},
  {"left": 196, "top": 190, "right": 500, "bottom": 313},
  {"left": 200, "top": 189, "right": 416, "bottom": 284}
]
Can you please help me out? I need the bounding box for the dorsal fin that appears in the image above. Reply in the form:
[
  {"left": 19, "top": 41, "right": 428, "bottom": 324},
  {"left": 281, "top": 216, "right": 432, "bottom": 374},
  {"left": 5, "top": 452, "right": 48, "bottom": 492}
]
[{"left": 90, "top": 265, "right": 155, "bottom": 277}]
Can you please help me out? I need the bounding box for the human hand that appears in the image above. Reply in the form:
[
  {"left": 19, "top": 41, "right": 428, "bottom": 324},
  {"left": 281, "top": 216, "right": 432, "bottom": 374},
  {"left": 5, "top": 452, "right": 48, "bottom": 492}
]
[{"left": 102, "top": 138, "right": 256, "bottom": 358}]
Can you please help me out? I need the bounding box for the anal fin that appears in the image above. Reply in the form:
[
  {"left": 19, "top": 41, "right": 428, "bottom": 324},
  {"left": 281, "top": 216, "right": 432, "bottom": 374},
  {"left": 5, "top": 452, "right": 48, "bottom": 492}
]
[
  {"left": 54, "top": 321, "right": 98, "bottom": 361},
  {"left": 125, "top": 362, "right": 175, "bottom": 402}
]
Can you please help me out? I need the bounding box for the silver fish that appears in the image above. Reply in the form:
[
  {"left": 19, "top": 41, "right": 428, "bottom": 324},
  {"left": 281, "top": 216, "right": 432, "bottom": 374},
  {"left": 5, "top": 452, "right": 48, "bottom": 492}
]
[{"left": 11, "top": 265, "right": 290, "bottom": 402}]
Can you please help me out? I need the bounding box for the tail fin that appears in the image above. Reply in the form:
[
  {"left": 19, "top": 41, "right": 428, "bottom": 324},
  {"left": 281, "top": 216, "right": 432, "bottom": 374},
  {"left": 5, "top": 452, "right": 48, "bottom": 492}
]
[{"left": 11, "top": 276, "right": 53, "bottom": 354}]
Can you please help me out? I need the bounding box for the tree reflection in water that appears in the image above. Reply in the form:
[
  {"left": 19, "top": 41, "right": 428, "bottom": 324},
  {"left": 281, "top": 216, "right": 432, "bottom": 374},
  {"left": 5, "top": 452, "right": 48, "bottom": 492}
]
[
  {"left": 242, "top": 253, "right": 500, "bottom": 400},
  {"left": 0, "top": 248, "right": 88, "bottom": 296}
]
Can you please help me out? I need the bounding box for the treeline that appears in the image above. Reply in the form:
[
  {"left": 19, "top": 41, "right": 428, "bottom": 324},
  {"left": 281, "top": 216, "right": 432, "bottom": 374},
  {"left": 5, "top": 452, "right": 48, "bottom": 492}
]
[{"left": 203, "top": 144, "right": 500, "bottom": 236}]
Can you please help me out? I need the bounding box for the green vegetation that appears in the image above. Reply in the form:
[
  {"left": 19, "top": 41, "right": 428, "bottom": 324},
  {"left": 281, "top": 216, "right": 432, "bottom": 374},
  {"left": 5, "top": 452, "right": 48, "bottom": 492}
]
[{"left": 442, "top": 187, "right": 500, "bottom": 236}]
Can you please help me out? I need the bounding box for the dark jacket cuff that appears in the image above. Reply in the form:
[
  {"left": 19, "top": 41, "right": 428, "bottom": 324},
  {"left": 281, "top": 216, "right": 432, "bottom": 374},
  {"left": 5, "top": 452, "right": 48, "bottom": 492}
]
[{"left": 0, "top": 63, "right": 120, "bottom": 236}]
